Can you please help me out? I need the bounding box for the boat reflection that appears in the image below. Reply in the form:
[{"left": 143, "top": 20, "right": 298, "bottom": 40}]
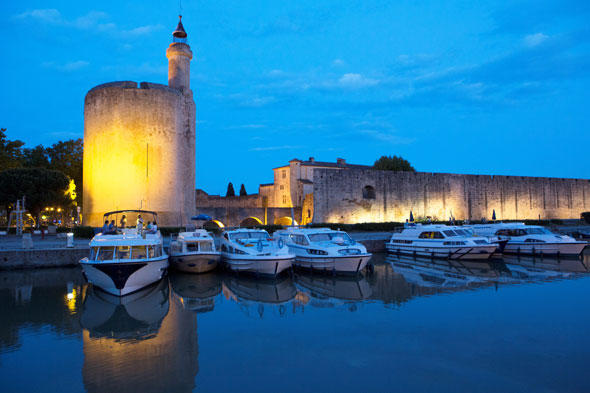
[
  {"left": 503, "top": 254, "right": 590, "bottom": 281},
  {"left": 222, "top": 274, "right": 297, "bottom": 304},
  {"left": 80, "top": 278, "right": 199, "bottom": 393},
  {"left": 169, "top": 272, "right": 222, "bottom": 313},
  {"left": 386, "top": 254, "right": 508, "bottom": 289},
  {"left": 294, "top": 272, "right": 373, "bottom": 306}
]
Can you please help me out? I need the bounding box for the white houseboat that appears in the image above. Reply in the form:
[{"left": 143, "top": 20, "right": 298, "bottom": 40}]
[
  {"left": 169, "top": 230, "right": 220, "bottom": 273},
  {"left": 80, "top": 210, "right": 168, "bottom": 296},
  {"left": 386, "top": 224, "right": 497, "bottom": 260},
  {"left": 466, "top": 222, "right": 588, "bottom": 257},
  {"left": 219, "top": 229, "right": 294, "bottom": 276},
  {"left": 275, "top": 227, "right": 372, "bottom": 274}
]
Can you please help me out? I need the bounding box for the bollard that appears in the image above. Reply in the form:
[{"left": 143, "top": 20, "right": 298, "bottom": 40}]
[
  {"left": 66, "top": 233, "right": 74, "bottom": 248},
  {"left": 22, "top": 233, "right": 34, "bottom": 249}
]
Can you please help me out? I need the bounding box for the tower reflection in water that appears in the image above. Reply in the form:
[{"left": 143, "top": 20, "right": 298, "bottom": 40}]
[{"left": 80, "top": 279, "right": 199, "bottom": 393}]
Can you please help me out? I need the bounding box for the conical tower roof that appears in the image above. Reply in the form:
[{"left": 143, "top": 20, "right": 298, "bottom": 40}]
[{"left": 173, "top": 15, "right": 187, "bottom": 38}]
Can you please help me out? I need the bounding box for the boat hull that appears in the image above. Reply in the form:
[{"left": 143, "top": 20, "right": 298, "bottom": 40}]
[
  {"left": 221, "top": 254, "right": 294, "bottom": 276},
  {"left": 386, "top": 244, "right": 496, "bottom": 260},
  {"left": 170, "top": 253, "right": 220, "bottom": 273},
  {"left": 504, "top": 242, "right": 587, "bottom": 257},
  {"left": 80, "top": 257, "right": 169, "bottom": 296},
  {"left": 293, "top": 254, "right": 372, "bottom": 274}
]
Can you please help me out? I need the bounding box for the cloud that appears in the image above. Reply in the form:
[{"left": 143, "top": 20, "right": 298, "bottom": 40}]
[
  {"left": 332, "top": 59, "right": 346, "bottom": 67},
  {"left": 358, "top": 129, "right": 415, "bottom": 145},
  {"left": 42, "top": 60, "right": 89, "bottom": 72},
  {"left": 226, "top": 124, "right": 267, "bottom": 130},
  {"left": 523, "top": 33, "right": 548, "bottom": 47},
  {"left": 338, "top": 73, "right": 379, "bottom": 88},
  {"left": 14, "top": 8, "right": 160, "bottom": 36}
]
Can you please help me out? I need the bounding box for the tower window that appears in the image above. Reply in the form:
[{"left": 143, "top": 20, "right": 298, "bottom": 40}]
[
  {"left": 282, "top": 170, "right": 286, "bottom": 179},
  {"left": 363, "top": 185, "right": 376, "bottom": 199}
]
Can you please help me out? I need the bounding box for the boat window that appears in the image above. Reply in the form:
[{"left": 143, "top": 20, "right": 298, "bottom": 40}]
[
  {"left": 96, "top": 246, "right": 115, "bottom": 261},
  {"left": 90, "top": 247, "right": 99, "bottom": 260},
  {"left": 132, "top": 246, "right": 147, "bottom": 259},
  {"left": 116, "top": 246, "right": 131, "bottom": 259},
  {"left": 230, "top": 231, "right": 268, "bottom": 241},
  {"left": 148, "top": 245, "right": 162, "bottom": 258},
  {"left": 524, "top": 238, "right": 546, "bottom": 243},
  {"left": 526, "top": 228, "right": 551, "bottom": 235},
  {"left": 199, "top": 241, "right": 213, "bottom": 252},
  {"left": 418, "top": 231, "right": 444, "bottom": 239},
  {"left": 443, "top": 230, "right": 457, "bottom": 237},
  {"left": 186, "top": 242, "right": 199, "bottom": 252},
  {"left": 495, "top": 229, "right": 510, "bottom": 236},
  {"left": 454, "top": 229, "right": 469, "bottom": 236},
  {"left": 308, "top": 232, "right": 353, "bottom": 244},
  {"left": 291, "top": 234, "right": 309, "bottom": 245}
]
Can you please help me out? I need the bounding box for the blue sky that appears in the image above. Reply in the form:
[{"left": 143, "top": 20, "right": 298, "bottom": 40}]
[{"left": 1, "top": 1, "right": 589, "bottom": 195}]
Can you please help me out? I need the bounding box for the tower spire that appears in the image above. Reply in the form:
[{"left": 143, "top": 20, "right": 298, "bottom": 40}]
[
  {"left": 173, "top": 15, "right": 187, "bottom": 39},
  {"left": 166, "top": 15, "right": 193, "bottom": 92}
]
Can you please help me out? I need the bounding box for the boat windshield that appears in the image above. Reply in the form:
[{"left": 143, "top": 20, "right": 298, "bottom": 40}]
[
  {"left": 443, "top": 230, "right": 458, "bottom": 237},
  {"left": 308, "top": 232, "right": 353, "bottom": 244},
  {"left": 525, "top": 227, "right": 552, "bottom": 235},
  {"left": 230, "top": 231, "right": 269, "bottom": 242},
  {"left": 454, "top": 229, "right": 470, "bottom": 236}
]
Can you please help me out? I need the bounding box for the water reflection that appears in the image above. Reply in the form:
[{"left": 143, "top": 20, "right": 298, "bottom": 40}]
[
  {"left": 222, "top": 274, "right": 296, "bottom": 304},
  {"left": 80, "top": 280, "right": 198, "bottom": 393},
  {"left": 170, "top": 272, "right": 222, "bottom": 313},
  {"left": 503, "top": 254, "right": 590, "bottom": 282},
  {"left": 294, "top": 272, "right": 372, "bottom": 309}
]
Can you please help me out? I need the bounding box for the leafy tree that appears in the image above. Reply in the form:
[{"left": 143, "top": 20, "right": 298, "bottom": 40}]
[
  {"left": 0, "top": 128, "right": 25, "bottom": 170},
  {"left": 0, "top": 168, "right": 71, "bottom": 227},
  {"left": 239, "top": 184, "right": 247, "bottom": 196},
  {"left": 373, "top": 155, "right": 415, "bottom": 172},
  {"left": 22, "top": 145, "right": 50, "bottom": 168},
  {"left": 46, "top": 139, "right": 83, "bottom": 205},
  {"left": 226, "top": 182, "right": 235, "bottom": 197}
]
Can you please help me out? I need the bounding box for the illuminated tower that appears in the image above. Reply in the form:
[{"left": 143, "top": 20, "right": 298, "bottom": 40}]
[
  {"left": 167, "top": 16, "right": 193, "bottom": 91},
  {"left": 82, "top": 17, "right": 196, "bottom": 226}
]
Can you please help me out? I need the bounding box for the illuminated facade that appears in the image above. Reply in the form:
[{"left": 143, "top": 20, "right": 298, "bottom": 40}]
[{"left": 83, "top": 17, "right": 195, "bottom": 226}]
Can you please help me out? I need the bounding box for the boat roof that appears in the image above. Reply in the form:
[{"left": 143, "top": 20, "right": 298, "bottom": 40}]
[
  {"left": 103, "top": 209, "right": 158, "bottom": 217},
  {"left": 467, "top": 222, "right": 541, "bottom": 229},
  {"left": 276, "top": 227, "right": 348, "bottom": 235},
  {"left": 222, "top": 228, "right": 269, "bottom": 235},
  {"left": 90, "top": 230, "right": 162, "bottom": 246},
  {"left": 178, "top": 230, "right": 214, "bottom": 241}
]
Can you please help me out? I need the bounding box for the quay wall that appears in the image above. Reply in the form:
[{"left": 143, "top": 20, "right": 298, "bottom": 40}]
[
  {"left": 0, "top": 248, "right": 89, "bottom": 270},
  {"left": 312, "top": 169, "right": 590, "bottom": 223},
  {"left": 83, "top": 81, "right": 196, "bottom": 227}
]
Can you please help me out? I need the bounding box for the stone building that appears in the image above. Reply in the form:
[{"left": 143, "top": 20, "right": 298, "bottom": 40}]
[
  {"left": 82, "top": 17, "right": 196, "bottom": 226},
  {"left": 196, "top": 157, "right": 590, "bottom": 226}
]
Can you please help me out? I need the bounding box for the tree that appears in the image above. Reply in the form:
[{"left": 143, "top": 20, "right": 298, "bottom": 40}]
[
  {"left": 46, "top": 139, "right": 83, "bottom": 205},
  {"left": 226, "top": 182, "right": 235, "bottom": 197},
  {"left": 239, "top": 184, "right": 247, "bottom": 196},
  {"left": 373, "top": 155, "right": 415, "bottom": 172},
  {"left": 0, "top": 168, "right": 71, "bottom": 227},
  {"left": 22, "top": 145, "right": 50, "bottom": 168},
  {"left": 0, "top": 128, "right": 25, "bottom": 170}
]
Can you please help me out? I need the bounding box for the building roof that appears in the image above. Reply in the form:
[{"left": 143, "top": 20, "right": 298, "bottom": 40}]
[
  {"left": 173, "top": 15, "right": 187, "bottom": 38},
  {"left": 298, "top": 179, "right": 313, "bottom": 184},
  {"left": 300, "top": 160, "right": 371, "bottom": 169}
]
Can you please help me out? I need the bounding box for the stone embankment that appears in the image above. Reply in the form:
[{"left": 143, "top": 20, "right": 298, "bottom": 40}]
[{"left": 0, "top": 235, "right": 90, "bottom": 270}]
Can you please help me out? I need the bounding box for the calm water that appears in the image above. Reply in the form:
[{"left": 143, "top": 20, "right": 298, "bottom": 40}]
[{"left": 1, "top": 252, "right": 590, "bottom": 393}]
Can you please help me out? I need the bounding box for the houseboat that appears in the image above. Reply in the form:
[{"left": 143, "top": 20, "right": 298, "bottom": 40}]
[{"left": 169, "top": 230, "right": 220, "bottom": 273}]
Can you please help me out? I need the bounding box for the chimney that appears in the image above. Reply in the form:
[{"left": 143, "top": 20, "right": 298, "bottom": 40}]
[
  {"left": 336, "top": 158, "right": 346, "bottom": 166},
  {"left": 309, "top": 157, "right": 315, "bottom": 162}
]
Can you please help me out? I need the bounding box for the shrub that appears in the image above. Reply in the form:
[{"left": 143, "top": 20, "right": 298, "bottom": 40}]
[
  {"left": 73, "top": 226, "right": 96, "bottom": 238},
  {"left": 582, "top": 212, "right": 590, "bottom": 224}
]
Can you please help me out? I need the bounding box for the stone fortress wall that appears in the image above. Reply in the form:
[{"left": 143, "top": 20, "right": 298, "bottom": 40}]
[
  {"left": 83, "top": 81, "right": 195, "bottom": 226},
  {"left": 312, "top": 169, "right": 590, "bottom": 223}
]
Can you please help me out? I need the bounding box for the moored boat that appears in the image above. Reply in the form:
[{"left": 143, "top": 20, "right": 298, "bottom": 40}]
[
  {"left": 467, "top": 222, "right": 588, "bottom": 257},
  {"left": 219, "top": 228, "right": 294, "bottom": 276},
  {"left": 386, "top": 224, "right": 497, "bottom": 260},
  {"left": 169, "top": 230, "right": 220, "bottom": 273},
  {"left": 79, "top": 210, "right": 168, "bottom": 296},
  {"left": 275, "top": 227, "right": 372, "bottom": 274}
]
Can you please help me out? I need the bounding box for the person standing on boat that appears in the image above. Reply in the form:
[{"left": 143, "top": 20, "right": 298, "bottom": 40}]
[
  {"left": 101, "top": 220, "right": 109, "bottom": 234},
  {"left": 136, "top": 214, "right": 144, "bottom": 232},
  {"left": 108, "top": 220, "right": 115, "bottom": 233},
  {"left": 120, "top": 215, "right": 127, "bottom": 229}
]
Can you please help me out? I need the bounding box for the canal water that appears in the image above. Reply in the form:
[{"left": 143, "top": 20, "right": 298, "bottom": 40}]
[{"left": 1, "top": 252, "right": 590, "bottom": 393}]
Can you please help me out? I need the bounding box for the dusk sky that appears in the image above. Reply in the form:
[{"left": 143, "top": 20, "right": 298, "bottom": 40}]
[{"left": 1, "top": 0, "right": 589, "bottom": 195}]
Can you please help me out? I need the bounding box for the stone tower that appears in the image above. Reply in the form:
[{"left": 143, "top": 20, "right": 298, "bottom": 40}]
[{"left": 82, "top": 17, "right": 196, "bottom": 226}]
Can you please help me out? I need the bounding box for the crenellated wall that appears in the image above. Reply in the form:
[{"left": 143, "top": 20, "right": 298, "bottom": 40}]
[
  {"left": 312, "top": 169, "right": 590, "bottom": 223},
  {"left": 83, "top": 81, "right": 195, "bottom": 226}
]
